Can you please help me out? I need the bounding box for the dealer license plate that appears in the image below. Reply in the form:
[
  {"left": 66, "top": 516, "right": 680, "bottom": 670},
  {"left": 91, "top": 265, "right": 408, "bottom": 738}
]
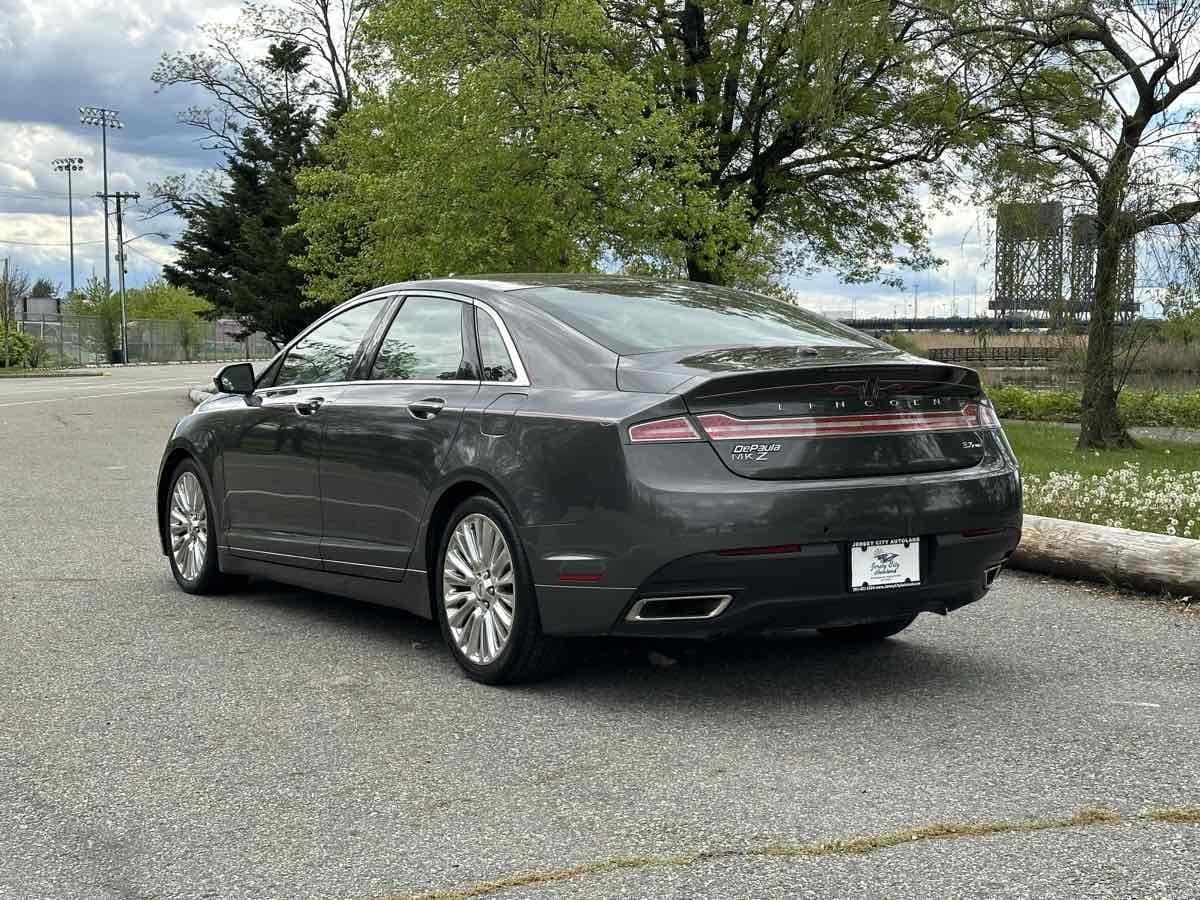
[{"left": 850, "top": 537, "right": 921, "bottom": 591}]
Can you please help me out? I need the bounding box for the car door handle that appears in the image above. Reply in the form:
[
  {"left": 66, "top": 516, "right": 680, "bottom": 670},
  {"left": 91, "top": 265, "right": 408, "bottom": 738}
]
[
  {"left": 408, "top": 398, "right": 445, "bottom": 420},
  {"left": 295, "top": 397, "right": 325, "bottom": 416}
]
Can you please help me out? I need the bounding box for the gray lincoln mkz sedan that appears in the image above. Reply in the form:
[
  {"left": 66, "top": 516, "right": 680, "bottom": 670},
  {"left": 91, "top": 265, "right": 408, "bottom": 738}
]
[{"left": 157, "top": 275, "right": 1021, "bottom": 683}]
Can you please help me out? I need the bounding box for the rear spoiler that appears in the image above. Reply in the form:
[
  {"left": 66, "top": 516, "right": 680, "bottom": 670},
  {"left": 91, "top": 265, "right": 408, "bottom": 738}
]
[{"left": 680, "top": 363, "right": 983, "bottom": 402}]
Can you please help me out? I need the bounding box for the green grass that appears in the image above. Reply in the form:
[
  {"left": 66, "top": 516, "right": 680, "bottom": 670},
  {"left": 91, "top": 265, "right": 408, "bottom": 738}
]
[
  {"left": 1004, "top": 421, "right": 1200, "bottom": 479},
  {"left": 1004, "top": 421, "right": 1200, "bottom": 537}
]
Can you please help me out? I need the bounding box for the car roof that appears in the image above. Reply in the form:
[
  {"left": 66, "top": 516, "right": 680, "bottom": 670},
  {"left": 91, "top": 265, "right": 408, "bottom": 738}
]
[{"left": 363, "top": 273, "right": 708, "bottom": 297}]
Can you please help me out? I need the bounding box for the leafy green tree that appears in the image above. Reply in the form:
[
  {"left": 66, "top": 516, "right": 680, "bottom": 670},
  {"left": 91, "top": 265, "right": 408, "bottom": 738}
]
[
  {"left": 124, "top": 277, "right": 211, "bottom": 320},
  {"left": 295, "top": 0, "right": 1004, "bottom": 299},
  {"left": 1, "top": 260, "right": 31, "bottom": 368},
  {"left": 30, "top": 278, "right": 57, "bottom": 299},
  {"left": 67, "top": 276, "right": 121, "bottom": 359},
  {"left": 124, "top": 278, "right": 213, "bottom": 360},
  {"left": 165, "top": 102, "right": 329, "bottom": 345}
]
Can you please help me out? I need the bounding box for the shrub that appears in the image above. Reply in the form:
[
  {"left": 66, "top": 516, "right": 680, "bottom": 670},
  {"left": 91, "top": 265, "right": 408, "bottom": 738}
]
[
  {"left": 988, "top": 384, "right": 1200, "bottom": 430},
  {"left": 0, "top": 328, "right": 34, "bottom": 368},
  {"left": 25, "top": 336, "right": 50, "bottom": 369},
  {"left": 880, "top": 331, "right": 924, "bottom": 355}
]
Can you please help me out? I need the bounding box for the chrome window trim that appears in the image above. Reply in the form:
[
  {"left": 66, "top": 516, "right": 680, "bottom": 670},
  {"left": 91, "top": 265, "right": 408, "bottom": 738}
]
[
  {"left": 472, "top": 298, "right": 529, "bottom": 386},
  {"left": 259, "top": 293, "right": 399, "bottom": 390},
  {"left": 256, "top": 289, "right": 530, "bottom": 392}
]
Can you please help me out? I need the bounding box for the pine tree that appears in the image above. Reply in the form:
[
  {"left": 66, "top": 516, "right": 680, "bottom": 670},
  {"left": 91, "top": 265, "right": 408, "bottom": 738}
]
[{"left": 165, "top": 67, "right": 329, "bottom": 346}]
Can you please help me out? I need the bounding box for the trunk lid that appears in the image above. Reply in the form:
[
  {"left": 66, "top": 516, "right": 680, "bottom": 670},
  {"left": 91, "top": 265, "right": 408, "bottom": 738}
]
[{"left": 621, "top": 346, "right": 990, "bottom": 480}]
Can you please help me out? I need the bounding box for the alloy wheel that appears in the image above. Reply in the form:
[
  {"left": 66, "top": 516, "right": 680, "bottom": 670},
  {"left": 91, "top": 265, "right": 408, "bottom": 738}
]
[
  {"left": 442, "top": 513, "right": 516, "bottom": 665},
  {"left": 169, "top": 471, "right": 208, "bottom": 582}
]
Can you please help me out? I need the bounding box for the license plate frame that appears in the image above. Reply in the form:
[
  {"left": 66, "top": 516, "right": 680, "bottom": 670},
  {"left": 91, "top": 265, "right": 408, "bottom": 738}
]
[{"left": 849, "top": 537, "right": 921, "bottom": 592}]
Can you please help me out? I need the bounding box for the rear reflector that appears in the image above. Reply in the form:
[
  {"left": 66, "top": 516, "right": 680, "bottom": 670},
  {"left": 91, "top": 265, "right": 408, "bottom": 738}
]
[
  {"left": 628, "top": 416, "right": 701, "bottom": 443},
  {"left": 718, "top": 544, "right": 803, "bottom": 557},
  {"left": 558, "top": 573, "right": 603, "bottom": 583},
  {"left": 961, "top": 527, "right": 1005, "bottom": 538},
  {"left": 697, "top": 403, "right": 996, "bottom": 441}
]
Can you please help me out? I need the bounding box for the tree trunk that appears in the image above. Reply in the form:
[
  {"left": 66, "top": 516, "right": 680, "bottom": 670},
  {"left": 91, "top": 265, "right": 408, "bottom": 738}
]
[
  {"left": 1077, "top": 212, "right": 1134, "bottom": 449},
  {"left": 685, "top": 254, "right": 723, "bottom": 284},
  {"left": 1012, "top": 514, "right": 1200, "bottom": 595}
]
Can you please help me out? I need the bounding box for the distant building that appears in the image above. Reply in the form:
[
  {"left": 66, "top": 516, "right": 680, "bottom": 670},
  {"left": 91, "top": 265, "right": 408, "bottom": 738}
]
[{"left": 19, "top": 294, "right": 62, "bottom": 318}]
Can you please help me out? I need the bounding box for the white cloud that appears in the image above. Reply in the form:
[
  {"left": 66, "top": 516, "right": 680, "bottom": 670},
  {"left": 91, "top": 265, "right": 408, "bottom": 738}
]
[{"left": 0, "top": 0, "right": 237, "bottom": 291}]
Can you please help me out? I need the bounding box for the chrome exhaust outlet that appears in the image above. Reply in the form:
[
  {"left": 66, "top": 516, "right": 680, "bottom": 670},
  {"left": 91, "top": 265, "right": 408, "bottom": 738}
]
[
  {"left": 985, "top": 564, "right": 1003, "bottom": 586},
  {"left": 626, "top": 594, "right": 733, "bottom": 622}
]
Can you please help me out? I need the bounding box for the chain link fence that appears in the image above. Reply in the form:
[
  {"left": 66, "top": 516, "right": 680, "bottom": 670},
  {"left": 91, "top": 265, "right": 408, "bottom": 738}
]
[{"left": 14, "top": 315, "right": 275, "bottom": 366}]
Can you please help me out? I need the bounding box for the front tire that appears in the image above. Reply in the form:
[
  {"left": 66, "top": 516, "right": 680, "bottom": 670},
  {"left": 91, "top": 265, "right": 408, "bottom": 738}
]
[
  {"left": 434, "top": 495, "right": 566, "bottom": 684},
  {"left": 164, "top": 460, "right": 226, "bottom": 595},
  {"left": 818, "top": 614, "right": 918, "bottom": 642}
]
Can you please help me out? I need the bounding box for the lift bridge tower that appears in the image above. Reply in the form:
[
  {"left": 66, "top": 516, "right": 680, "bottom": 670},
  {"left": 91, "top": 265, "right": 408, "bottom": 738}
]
[
  {"left": 1068, "top": 214, "right": 1138, "bottom": 319},
  {"left": 990, "top": 202, "right": 1065, "bottom": 318},
  {"left": 991, "top": 203, "right": 1138, "bottom": 321}
]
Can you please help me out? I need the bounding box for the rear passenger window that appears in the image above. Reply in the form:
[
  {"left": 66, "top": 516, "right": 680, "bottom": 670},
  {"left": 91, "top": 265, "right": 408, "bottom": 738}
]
[
  {"left": 372, "top": 296, "right": 468, "bottom": 381},
  {"left": 477, "top": 311, "right": 517, "bottom": 383}
]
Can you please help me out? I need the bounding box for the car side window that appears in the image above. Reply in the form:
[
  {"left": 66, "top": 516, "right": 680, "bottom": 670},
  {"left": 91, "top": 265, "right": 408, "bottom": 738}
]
[
  {"left": 371, "top": 296, "right": 469, "bottom": 381},
  {"left": 274, "top": 298, "right": 389, "bottom": 387},
  {"left": 477, "top": 310, "right": 518, "bottom": 383}
]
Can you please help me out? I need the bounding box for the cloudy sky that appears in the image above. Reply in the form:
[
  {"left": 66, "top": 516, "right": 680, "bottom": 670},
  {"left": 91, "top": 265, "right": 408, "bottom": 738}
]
[
  {"left": 0, "top": 0, "right": 242, "bottom": 296},
  {"left": 0, "top": 0, "right": 1043, "bottom": 319}
]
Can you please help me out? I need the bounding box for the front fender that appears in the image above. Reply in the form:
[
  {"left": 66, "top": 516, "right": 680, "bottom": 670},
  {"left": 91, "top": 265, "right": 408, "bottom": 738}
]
[{"left": 155, "top": 412, "right": 226, "bottom": 556}]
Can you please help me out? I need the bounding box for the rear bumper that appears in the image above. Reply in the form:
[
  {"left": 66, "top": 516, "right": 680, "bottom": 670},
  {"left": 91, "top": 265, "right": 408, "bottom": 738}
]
[
  {"left": 522, "top": 441, "right": 1021, "bottom": 636},
  {"left": 533, "top": 528, "right": 1018, "bottom": 637}
]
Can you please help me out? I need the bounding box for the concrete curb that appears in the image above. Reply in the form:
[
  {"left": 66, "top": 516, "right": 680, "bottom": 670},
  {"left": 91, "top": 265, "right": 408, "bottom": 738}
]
[
  {"left": 77, "top": 358, "right": 274, "bottom": 369},
  {"left": 1010, "top": 513, "right": 1200, "bottom": 596},
  {"left": 188, "top": 388, "right": 214, "bottom": 405}
]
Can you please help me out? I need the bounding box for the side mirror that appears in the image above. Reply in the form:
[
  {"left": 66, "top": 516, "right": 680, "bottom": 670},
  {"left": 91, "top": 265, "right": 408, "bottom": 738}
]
[{"left": 214, "top": 362, "right": 256, "bottom": 395}]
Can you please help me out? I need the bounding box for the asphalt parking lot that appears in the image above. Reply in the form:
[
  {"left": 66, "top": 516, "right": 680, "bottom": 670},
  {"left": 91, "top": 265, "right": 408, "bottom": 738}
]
[{"left": 1, "top": 364, "right": 1198, "bottom": 899}]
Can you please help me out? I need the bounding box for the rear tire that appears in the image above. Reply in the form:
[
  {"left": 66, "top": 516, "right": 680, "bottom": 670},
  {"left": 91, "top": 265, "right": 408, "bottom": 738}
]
[
  {"left": 434, "top": 494, "right": 568, "bottom": 684},
  {"left": 818, "top": 614, "right": 918, "bottom": 642}
]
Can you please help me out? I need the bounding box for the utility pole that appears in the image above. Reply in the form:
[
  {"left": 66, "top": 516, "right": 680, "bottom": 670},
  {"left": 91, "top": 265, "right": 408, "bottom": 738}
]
[
  {"left": 2, "top": 257, "right": 10, "bottom": 369},
  {"left": 51, "top": 158, "right": 85, "bottom": 294},
  {"left": 79, "top": 107, "right": 123, "bottom": 291},
  {"left": 98, "top": 190, "right": 139, "bottom": 363}
]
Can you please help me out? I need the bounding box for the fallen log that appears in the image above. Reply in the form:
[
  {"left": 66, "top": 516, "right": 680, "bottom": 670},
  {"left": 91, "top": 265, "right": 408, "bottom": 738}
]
[{"left": 1010, "top": 513, "right": 1200, "bottom": 596}]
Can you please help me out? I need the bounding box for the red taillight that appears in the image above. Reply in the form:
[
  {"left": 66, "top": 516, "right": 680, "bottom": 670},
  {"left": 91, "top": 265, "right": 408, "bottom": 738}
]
[{"left": 628, "top": 416, "right": 701, "bottom": 443}]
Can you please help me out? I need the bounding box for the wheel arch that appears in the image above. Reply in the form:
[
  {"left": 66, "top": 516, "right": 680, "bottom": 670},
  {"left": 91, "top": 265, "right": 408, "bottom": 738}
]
[
  {"left": 421, "top": 472, "right": 521, "bottom": 618},
  {"left": 156, "top": 447, "right": 218, "bottom": 557}
]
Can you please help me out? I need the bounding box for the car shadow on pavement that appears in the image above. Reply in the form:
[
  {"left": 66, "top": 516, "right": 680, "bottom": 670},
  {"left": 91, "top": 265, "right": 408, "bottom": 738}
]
[{"left": 219, "top": 578, "right": 1007, "bottom": 707}]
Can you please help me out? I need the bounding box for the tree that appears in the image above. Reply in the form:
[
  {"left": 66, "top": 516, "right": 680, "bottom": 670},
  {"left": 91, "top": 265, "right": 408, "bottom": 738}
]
[
  {"left": 152, "top": 0, "right": 376, "bottom": 153},
  {"left": 149, "top": 0, "right": 377, "bottom": 224},
  {"left": 295, "top": 0, "right": 1009, "bottom": 299},
  {"left": 2, "top": 260, "right": 31, "bottom": 368},
  {"left": 947, "top": 0, "right": 1200, "bottom": 448},
  {"left": 67, "top": 276, "right": 121, "bottom": 359},
  {"left": 164, "top": 104, "right": 328, "bottom": 345},
  {"left": 124, "top": 279, "right": 213, "bottom": 361},
  {"left": 30, "top": 278, "right": 57, "bottom": 299}
]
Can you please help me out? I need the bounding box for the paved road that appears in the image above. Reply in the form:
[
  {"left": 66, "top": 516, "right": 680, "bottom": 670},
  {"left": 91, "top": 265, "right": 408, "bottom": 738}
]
[{"left": 1, "top": 366, "right": 1198, "bottom": 900}]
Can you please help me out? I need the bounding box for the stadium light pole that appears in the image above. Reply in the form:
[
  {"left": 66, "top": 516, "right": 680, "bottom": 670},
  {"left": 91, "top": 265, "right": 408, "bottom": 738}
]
[
  {"left": 79, "top": 106, "right": 123, "bottom": 291},
  {"left": 50, "top": 157, "right": 85, "bottom": 294}
]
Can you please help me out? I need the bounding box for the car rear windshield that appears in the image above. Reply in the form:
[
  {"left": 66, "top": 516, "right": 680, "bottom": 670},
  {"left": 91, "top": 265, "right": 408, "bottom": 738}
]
[{"left": 510, "top": 283, "right": 873, "bottom": 354}]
